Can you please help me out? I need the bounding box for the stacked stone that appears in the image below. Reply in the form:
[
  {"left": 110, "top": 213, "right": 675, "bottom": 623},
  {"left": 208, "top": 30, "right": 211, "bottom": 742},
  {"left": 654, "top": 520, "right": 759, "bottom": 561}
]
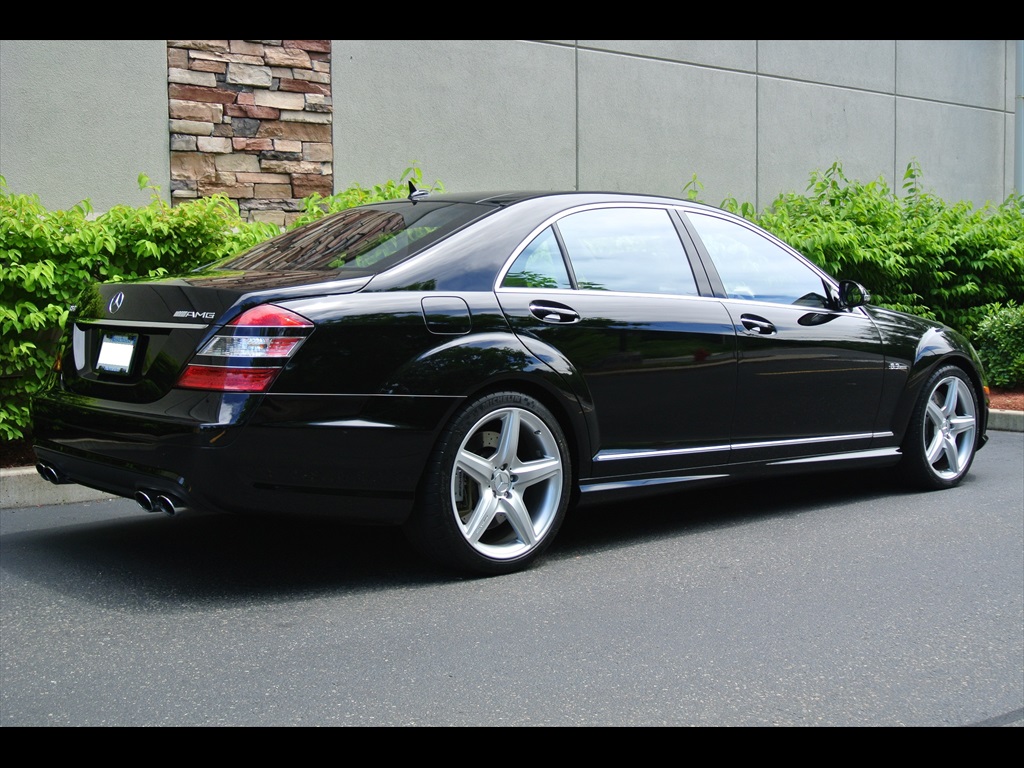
[{"left": 167, "top": 40, "right": 332, "bottom": 227}]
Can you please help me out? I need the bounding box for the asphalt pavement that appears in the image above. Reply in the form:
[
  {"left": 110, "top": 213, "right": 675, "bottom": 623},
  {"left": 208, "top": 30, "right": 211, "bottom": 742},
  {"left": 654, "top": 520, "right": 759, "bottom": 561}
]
[{"left": 2, "top": 410, "right": 1020, "bottom": 511}]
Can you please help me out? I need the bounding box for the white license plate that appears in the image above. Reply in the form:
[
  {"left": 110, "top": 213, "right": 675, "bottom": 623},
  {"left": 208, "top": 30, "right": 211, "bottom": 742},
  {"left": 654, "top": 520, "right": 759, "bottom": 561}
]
[{"left": 96, "top": 333, "right": 138, "bottom": 374}]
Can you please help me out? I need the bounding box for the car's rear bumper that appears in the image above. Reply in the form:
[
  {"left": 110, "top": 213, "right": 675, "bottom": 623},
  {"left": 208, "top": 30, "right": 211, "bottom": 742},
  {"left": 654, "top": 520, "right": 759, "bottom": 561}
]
[{"left": 31, "top": 389, "right": 462, "bottom": 525}]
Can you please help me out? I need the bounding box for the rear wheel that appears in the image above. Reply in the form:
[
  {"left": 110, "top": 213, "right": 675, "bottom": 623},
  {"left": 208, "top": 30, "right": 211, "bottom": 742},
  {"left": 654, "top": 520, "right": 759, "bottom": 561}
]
[
  {"left": 900, "top": 365, "right": 979, "bottom": 490},
  {"left": 405, "top": 391, "right": 572, "bottom": 576}
]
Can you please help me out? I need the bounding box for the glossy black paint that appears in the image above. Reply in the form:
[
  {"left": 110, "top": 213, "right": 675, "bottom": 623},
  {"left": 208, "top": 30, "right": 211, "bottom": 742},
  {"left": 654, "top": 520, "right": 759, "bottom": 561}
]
[{"left": 31, "top": 191, "right": 989, "bottom": 532}]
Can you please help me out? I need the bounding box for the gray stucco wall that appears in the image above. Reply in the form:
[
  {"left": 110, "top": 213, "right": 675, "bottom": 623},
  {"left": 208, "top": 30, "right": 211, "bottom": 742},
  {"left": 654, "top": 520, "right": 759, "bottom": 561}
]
[
  {"left": 1, "top": 39, "right": 1016, "bottom": 214},
  {"left": 334, "top": 40, "right": 1016, "bottom": 211},
  {"left": 0, "top": 39, "right": 170, "bottom": 212}
]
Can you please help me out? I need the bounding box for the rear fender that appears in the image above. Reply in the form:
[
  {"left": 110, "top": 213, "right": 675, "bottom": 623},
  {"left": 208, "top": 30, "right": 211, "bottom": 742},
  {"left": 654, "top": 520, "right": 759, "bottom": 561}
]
[{"left": 384, "top": 331, "right": 599, "bottom": 469}]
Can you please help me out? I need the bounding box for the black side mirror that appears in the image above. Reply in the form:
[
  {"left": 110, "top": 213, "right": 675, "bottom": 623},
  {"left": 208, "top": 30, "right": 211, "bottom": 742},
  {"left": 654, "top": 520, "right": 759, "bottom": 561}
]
[{"left": 837, "top": 280, "right": 870, "bottom": 309}]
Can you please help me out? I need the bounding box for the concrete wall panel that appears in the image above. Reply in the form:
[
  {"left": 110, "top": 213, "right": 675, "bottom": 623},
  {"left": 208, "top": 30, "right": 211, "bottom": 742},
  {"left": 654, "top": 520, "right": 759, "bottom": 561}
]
[
  {"left": 576, "top": 50, "right": 757, "bottom": 205},
  {"left": 896, "top": 40, "right": 1005, "bottom": 109},
  {"left": 758, "top": 40, "right": 895, "bottom": 92},
  {"left": 1006, "top": 40, "right": 1016, "bottom": 114},
  {"left": 580, "top": 40, "right": 756, "bottom": 71},
  {"left": 757, "top": 78, "right": 896, "bottom": 208},
  {"left": 896, "top": 98, "right": 1007, "bottom": 206},
  {"left": 0, "top": 39, "right": 169, "bottom": 212},
  {"left": 1007, "top": 112, "right": 1017, "bottom": 202},
  {"left": 331, "top": 39, "right": 576, "bottom": 194}
]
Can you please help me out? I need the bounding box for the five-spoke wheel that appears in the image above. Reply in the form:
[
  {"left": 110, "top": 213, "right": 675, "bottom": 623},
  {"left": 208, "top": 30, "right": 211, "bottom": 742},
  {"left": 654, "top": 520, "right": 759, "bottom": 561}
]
[
  {"left": 405, "top": 391, "right": 572, "bottom": 575},
  {"left": 901, "top": 365, "right": 979, "bottom": 489}
]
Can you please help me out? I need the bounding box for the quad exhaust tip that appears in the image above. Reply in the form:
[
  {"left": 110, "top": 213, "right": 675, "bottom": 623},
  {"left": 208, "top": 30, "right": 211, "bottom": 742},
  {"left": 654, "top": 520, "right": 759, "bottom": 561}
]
[{"left": 35, "top": 465, "right": 186, "bottom": 516}]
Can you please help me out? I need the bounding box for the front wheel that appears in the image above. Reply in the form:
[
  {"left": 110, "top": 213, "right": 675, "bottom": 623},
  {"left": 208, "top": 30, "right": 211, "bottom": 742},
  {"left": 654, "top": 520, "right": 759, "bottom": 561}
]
[
  {"left": 900, "top": 365, "right": 980, "bottom": 490},
  {"left": 404, "top": 391, "right": 572, "bottom": 576}
]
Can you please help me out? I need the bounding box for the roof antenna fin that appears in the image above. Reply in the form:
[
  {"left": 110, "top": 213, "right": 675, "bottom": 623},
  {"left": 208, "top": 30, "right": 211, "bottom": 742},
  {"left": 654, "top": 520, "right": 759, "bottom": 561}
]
[{"left": 408, "top": 181, "right": 429, "bottom": 202}]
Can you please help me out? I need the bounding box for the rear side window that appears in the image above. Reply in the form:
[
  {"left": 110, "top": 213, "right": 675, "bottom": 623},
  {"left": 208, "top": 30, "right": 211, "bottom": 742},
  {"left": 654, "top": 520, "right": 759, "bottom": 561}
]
[
  {"left": 217, "top": 201, "right": 488, "bottom": 275},
  {"left": 502, "top": 228, "right": 573, "bottom": 289},
  {"left": 557, "top": 207, "right": 698, "bottom": 295}
]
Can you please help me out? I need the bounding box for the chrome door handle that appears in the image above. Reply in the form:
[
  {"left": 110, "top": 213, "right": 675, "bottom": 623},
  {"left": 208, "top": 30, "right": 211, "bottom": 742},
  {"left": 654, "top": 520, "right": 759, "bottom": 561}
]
[
  {"left": 741, "top": 314, "right": 776, "bottom": 335},
  {"left": 529, "top": 301, "right": 581, "bottom": 324}
]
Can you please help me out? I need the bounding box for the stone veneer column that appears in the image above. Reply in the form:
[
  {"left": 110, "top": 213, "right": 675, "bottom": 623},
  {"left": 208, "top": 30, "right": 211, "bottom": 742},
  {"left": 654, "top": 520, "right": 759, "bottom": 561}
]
[{"left": 167, "top": 40, "right": 332, "bottom": 227}]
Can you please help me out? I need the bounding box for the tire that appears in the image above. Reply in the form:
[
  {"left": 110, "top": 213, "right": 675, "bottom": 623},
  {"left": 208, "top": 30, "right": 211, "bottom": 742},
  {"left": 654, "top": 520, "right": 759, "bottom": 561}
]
[
  {"left": 405, "top": 391, "right": 572, "bottom": 576},
  {"left": 900, "top": 365, "right": 980, "bottom": 490}
]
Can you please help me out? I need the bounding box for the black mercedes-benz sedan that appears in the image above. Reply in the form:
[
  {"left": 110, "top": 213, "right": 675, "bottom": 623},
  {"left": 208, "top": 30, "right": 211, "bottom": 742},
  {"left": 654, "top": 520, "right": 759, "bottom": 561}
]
[{"left": 31, "top": 190, "right": 990, "bottom": 575}]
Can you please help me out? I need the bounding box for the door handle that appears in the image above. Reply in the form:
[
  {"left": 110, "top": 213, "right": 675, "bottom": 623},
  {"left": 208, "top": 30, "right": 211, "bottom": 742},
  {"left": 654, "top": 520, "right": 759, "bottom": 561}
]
[
  {"left": 529, "top": 301, "right": 581, "bottom": 324},
  {"left": 741, "top": 314, "right": 776, "bottom": 335}
]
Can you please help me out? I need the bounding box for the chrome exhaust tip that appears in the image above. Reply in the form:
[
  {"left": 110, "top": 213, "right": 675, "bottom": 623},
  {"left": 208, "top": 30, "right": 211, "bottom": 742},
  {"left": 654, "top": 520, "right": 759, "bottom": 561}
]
[
  {"left": 36, "top": 462, "right": 66, "bottom": 484},
  {"left": 154, "top": 494, "right": 183, "bottom": 516},
  {"left": 135, "top": 490, "right": 185, "bottom": 516}
]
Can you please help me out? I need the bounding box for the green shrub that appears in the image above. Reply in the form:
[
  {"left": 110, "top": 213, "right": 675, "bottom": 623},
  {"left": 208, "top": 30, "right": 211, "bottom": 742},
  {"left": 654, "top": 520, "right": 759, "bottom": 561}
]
[
  {"left": 0, "top": 174, "right": 274, "bottom": 441},
  {"left": 973, "top": 302, "right": 1024, "bottom": 388},
  {"left": 289, "top": 163, "right": 445, "bottom": 228},
  {"left": 750, "top": 161, "right": 1024, "bottom": 334}
]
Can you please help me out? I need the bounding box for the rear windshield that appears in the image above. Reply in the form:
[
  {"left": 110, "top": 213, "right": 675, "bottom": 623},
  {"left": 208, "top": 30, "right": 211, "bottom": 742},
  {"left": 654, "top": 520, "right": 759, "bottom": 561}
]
[{"left": 217, "top": 201, "right": 489, "bottom": 274}]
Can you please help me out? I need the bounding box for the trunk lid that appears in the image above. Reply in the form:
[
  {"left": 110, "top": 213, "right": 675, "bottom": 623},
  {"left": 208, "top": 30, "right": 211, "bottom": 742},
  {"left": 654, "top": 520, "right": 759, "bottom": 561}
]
[{"left": 56, "top": 270, "right": 369, "bottom": 403}]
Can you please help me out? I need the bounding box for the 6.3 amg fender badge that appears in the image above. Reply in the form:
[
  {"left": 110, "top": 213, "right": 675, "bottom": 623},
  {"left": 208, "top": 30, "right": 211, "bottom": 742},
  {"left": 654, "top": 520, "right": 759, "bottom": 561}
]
[{"left": 108, "top": 291, "right": 125, "bottom": 314}]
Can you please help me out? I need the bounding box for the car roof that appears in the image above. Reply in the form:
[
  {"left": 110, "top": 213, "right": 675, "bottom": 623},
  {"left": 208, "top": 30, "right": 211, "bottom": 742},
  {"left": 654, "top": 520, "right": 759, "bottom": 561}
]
[{"left": 395, "top": 189, "right": 720, "bottom": 211}]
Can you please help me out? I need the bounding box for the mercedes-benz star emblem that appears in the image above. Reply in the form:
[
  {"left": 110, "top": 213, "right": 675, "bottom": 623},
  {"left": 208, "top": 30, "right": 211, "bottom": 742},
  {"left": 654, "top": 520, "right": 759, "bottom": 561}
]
[{"left": 108, "top": 291, "right": 125, "bottom": 314}]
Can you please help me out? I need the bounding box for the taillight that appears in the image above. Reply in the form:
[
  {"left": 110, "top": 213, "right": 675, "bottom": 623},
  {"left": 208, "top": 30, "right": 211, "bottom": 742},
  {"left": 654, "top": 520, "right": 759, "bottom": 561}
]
[{"left": 176, "top": 305, "right": 313, "bottom": 393}]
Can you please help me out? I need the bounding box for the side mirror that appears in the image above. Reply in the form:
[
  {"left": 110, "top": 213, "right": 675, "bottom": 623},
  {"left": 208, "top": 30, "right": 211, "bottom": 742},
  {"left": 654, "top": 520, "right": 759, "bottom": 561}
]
[{"left": 837, "top": 280, "right": 870, "bottom": 309}]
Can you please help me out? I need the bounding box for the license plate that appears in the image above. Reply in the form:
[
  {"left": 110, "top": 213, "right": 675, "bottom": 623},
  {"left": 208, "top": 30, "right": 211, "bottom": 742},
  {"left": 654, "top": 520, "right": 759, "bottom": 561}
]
[{"left": 96, "top": 332, "right": 138, "bottom": 374}]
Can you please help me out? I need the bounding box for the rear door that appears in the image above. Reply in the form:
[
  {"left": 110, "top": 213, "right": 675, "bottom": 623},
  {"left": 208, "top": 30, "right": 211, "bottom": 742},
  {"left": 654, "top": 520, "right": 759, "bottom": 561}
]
[{"left": 496, "top": 204, "right": 737, "bottom": 476}]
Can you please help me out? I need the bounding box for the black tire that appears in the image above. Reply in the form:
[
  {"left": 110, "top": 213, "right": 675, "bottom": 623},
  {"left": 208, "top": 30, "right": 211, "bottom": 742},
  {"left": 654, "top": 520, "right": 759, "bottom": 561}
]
[
  {"left": 404, "top": 391, "right": 572, "bottom": 576},
  {"left": 900, "top": 365, "right": 980, "bottom": 490}
]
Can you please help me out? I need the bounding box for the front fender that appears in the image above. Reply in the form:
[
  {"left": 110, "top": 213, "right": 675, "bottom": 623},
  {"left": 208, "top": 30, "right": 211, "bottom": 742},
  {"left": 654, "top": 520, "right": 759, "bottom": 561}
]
[
  {"left": 868, "top": 306, "right": 988, "bottom": 445},
  {"left": 893, "top": 326, "right": 989, "bottom": 443}
]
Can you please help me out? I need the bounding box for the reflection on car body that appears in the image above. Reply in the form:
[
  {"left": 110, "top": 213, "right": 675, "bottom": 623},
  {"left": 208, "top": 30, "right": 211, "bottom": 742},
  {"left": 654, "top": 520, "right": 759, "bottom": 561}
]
[{"left": 32, "top": 189, "right": 989, "bottom": 575}]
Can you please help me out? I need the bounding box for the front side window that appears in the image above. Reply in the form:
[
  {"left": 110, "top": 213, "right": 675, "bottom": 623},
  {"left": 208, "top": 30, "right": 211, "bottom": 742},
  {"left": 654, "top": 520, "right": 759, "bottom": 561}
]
[{"left": 687, "top": 212, "right": 830, "bottom": 307}]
